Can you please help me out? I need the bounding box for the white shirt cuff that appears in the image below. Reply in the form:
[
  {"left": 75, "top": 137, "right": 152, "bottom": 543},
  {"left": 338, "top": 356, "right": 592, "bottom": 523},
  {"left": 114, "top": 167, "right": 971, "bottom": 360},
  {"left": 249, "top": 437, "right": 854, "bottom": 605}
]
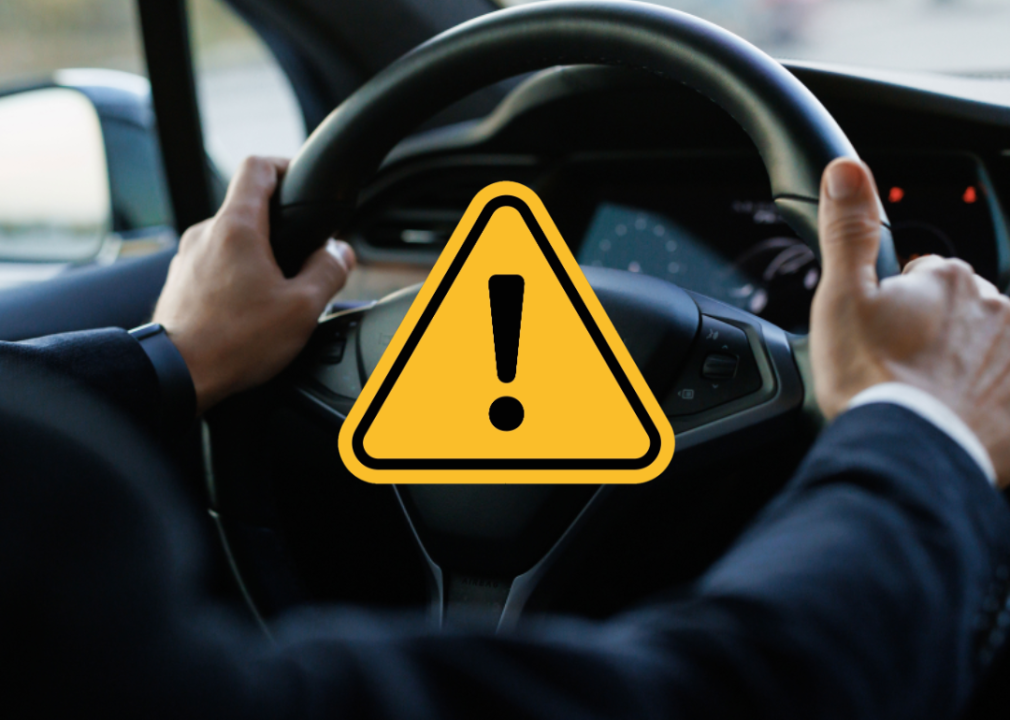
[{"left": 846, "top": 382, "right": 997, "bottom": 486}]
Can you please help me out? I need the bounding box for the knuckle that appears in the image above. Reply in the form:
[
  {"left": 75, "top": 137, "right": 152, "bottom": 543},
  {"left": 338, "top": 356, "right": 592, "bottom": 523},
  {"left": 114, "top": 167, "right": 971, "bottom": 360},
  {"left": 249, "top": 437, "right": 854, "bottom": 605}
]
[
  {"left": 946, "top": 263, "right": 980, "bottom": 296},
  {"left": 292, "top": 285, "right": 322, "bottom": 316},
  {"left": 822, "top": 221, "right": 880, "bottom": 259},
  {"left": 931, "top": 259, "right": 971, "bottom": 285},
  {"left": 178, "top": 219, "right": 209, "bottom": 252},
  {"left": 983, "top": 296, "right": 1009, "bottom": 315},
  {"left": 932, "top": 263, "right": 956, "bottom": 282},
  {"left": 239, "top": 155, "right": 265, "bottom": 174},
  {"left": 901, "top": 254, "right": 934, "bottom": 275},
  {"left": 234, "top": 156, "right": 275, "bottom": 190},
  {"left": 823, "top": 214, "right": 880, "bottom": 244},
  {"left": 213, "top": 215, "right": 254, "bottom": 246},
  {"left": 948, "top": 258, "right": 976, "bottom": 277},
  {"left": 902, "top": 253, "right": 952, "bottom": 277},
  {"left": 179, "top": 228, "right": 198, "bottom": 251},
  {"left": 991, "top": 303, "right": 1010, "bottom": 334},
  {"left": 975, "top": 276, "right": 1002, "bottom": 300}
]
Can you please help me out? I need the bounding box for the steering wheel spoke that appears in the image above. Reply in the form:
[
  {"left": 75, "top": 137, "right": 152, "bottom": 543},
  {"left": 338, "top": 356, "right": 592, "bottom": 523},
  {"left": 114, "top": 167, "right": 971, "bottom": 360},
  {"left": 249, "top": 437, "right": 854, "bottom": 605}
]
[
  {"left": 278, "top": 267, "right": 807, "bottom": 630},
  {"left": 295, "top": 269, "right": 804, "bottom": 456},
  {"left": 665, "top": 292, "right": 805, "bottom": 453}
]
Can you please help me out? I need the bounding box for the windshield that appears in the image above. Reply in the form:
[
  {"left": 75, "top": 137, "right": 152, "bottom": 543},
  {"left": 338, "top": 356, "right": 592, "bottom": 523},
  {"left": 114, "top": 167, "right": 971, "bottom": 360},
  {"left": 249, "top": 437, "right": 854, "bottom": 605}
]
[{"left": 500, "top": 0, "right": 1010, "bottom": 75}]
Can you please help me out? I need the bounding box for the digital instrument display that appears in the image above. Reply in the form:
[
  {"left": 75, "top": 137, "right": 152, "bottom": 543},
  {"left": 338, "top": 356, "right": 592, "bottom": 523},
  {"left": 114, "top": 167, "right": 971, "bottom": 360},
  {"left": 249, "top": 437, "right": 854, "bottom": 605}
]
[
  {"left": 578, "top": 201, "right": 818, "bottom": 330},
  {"left": 568, "top": 154, "right": 1004, "bottom": 333}
]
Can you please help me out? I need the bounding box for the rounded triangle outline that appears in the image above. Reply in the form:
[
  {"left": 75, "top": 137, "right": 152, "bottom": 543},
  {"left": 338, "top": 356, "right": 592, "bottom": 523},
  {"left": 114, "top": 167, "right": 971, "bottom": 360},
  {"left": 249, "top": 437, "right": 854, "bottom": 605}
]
[{"left": 337, "top": 182, "right": 675, "bottom": 484}]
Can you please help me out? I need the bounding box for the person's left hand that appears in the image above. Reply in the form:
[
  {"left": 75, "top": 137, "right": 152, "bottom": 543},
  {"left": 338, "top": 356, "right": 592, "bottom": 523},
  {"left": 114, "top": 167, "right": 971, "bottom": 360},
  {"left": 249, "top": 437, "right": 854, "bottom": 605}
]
[{"left": 153, "top": 156, "right": 355, "bottom": 415}]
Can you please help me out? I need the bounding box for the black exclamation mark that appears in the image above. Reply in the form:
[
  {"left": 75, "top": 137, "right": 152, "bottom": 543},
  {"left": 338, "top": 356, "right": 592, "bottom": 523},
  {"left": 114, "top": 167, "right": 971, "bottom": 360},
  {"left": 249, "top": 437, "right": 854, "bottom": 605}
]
[{"left": 488, "top": 274, "right": 525, "bottom": 431}]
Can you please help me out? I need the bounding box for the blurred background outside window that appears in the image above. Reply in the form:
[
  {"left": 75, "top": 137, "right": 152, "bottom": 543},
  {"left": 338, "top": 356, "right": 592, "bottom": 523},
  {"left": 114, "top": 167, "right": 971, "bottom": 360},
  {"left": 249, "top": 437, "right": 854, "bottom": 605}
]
[
  {"left": 0, "top": 0, "right": 144, "bottom": 86},
  {"left": 0, "top": 0, "right": 304, "bottom": 286},
  {"left": 187, "top": 0, "right": 305, "bottom": 178},
  {"left": 502, "top": 0, "right": 1010, "bottom": 74},
  {"left": 0, "top": 0, "right": 304, "bottom": 182},
  {"left": 4, "top": 0, "right": 1008, "bottom": 179},
  {"left": 2, "top": 0, "right": 1008, "bottom": 200},
  {"left": 1, "top": 0, "right": 1008, "bottom": 290},
  {"left": 2, "top": 0, "right": 1009, "bottom": 191}
]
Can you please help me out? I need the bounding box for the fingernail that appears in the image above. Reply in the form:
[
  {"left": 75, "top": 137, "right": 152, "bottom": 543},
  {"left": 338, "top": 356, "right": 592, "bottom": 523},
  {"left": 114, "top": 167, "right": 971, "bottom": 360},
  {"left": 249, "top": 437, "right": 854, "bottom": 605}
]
[
  {"left": 825, "top": 160, "right": 864, "bottom": 201},
  {"left": 326, "top": 239, "right": 355, "bottom": 268}
]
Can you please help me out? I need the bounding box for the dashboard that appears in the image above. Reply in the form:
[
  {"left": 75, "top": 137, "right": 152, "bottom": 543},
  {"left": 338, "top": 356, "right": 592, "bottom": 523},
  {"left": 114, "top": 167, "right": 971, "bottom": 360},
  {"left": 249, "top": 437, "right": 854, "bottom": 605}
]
[
  {"left": 563, "top": 153, "right": 1004, "bottom": 332},
  {"left": 212, "top": 61, "right": 1010, "bottom": 696},
  {"left": 346, "top": 64, "right": 1010, "bottom": 335}
]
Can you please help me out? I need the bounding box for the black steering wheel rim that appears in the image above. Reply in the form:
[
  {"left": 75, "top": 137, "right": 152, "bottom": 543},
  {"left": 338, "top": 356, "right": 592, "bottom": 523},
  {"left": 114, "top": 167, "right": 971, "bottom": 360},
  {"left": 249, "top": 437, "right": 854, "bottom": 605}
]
[
  {"left": 217, "top": 0, "right": 897, "bottom": 628},
  {"left": 270, "top": 0, "right": 898, "bottom": 280}
]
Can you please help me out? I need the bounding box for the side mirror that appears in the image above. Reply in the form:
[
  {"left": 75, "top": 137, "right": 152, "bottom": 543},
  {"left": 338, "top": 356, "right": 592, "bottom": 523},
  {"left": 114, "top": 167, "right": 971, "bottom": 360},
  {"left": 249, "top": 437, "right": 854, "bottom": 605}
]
[
  {"left": 0, "top": 70, "right": 185, "bottom": 285},
  {"left": 0, "top": 87, "right": 112, "bottom": 264}
]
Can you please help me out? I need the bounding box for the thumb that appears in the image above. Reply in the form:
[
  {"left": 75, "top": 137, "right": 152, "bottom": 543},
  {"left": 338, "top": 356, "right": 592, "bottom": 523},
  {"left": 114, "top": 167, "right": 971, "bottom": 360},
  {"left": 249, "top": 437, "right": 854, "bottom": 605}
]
[
  {"left": 817, "top": 158, "right": 883, "bottom": 299},
  {"left": 294, "top": 239, "right": 356, "bottom": 309}
]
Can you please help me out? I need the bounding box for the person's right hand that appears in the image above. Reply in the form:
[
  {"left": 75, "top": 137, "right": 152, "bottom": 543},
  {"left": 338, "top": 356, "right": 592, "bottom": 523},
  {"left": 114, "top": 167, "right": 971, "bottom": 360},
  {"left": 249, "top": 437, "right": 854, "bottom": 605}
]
[
  {"left": 810, "top": 158, "right": 1010, "bottom": 488},
  {"left": 153, "top": 156, "right": 356, "bottom": 415}
]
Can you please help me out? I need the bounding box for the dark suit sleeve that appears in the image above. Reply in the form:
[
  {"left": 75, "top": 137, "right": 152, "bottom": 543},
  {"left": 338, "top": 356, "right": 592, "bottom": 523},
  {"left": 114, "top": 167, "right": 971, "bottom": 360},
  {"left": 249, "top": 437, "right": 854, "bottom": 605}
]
[
  {"left": 9, "top": 382, "right": 1010, "bottom": 717},
  {"left": 235, "top": 405, "right": 1010, "bottom": 720},
  {"left": 0, "top": 328, "right": 161, "bottom": 431}
]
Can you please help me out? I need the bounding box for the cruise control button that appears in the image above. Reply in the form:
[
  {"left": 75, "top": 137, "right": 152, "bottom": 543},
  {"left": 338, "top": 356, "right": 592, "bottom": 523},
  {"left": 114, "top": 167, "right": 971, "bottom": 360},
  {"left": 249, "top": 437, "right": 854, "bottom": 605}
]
[{"left": 701, "top": 353, "right": 738, "bottom": 380}]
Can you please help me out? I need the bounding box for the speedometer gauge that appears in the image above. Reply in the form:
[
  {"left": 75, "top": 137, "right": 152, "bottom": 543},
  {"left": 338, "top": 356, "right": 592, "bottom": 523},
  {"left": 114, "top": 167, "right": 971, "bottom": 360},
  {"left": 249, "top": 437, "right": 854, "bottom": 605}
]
[
  {"left": 725, "top": 236, "right": 818, "bottom": 331},
  {"left": 578, "top": 202, "right": 754, "bottom": 300},
  {"left": 559, "top": 152, "right": 1005, "bottom": 335},
  {"left": 577, "top": 201, "right": 819, "bottom": 333}
]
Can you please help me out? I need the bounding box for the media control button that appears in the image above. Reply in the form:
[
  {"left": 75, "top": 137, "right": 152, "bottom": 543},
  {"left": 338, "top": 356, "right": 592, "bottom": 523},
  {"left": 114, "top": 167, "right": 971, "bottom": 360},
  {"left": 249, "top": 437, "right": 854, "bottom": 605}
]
[
  {"left": 667, "top": 316, "right": 763, "bottom": 416},
  {"left": 701, "top": 353, "right": 739, "bottom": 380}
]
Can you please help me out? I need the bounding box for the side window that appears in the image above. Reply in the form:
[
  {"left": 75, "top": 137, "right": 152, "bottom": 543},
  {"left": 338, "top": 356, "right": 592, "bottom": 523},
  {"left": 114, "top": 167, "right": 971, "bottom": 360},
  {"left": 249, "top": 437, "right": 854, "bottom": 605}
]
[
  {"left": 189, "top": 0, "right": 407, "bottom": 304},
  {"left": 0, "top": 0, "right": 166, "bottom": 286},
  {"left": 0, "top": 1, "right": 146, "bottom": 85},
  {"left": 0, "top": 88, "right": 110, "bottom": 267},
  {"left": 188, "top": 0, "right": 306, "bottom": 180}
]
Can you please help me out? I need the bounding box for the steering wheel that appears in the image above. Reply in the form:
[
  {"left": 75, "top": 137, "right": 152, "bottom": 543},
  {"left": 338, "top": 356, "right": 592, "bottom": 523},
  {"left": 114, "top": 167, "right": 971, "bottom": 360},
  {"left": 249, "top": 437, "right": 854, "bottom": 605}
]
[{"left": 206, "top": 0, "right": 900, "bottom": 630}]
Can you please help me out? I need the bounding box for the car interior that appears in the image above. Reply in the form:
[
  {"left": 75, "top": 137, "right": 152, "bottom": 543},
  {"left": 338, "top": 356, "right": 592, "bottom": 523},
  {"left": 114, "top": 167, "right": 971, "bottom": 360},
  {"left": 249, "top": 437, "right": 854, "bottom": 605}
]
[{"left": 2, "top": 0, "right": 1009, "bottom": 714}]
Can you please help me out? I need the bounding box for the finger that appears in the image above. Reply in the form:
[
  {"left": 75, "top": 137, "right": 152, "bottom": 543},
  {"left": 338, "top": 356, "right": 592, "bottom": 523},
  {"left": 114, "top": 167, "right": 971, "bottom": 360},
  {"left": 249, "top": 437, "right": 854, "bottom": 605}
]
[
  {"left": 974, "top": 274, "right": 1006, "bottom": 302},
  {"left": 902, "top": 254, "right": 968, "bottom": 279},
  {"left": 177, "top": 218, "right": 212, "bottom": 253},
  {"left": 817, "top": 158, "right": 883, "bottom": 300},
  {"left": 220, "top": 156, "right": 290, "bottom": 222},
  {"left": 903, "top": 255, "right": 982, "bottom": 297},
  {"left": 210, "top": 157, "right": 292, "bottom": 260},
  {"left": 902, "top": 254, "right": 945, "bottom": 275},
  {"left": 294, "top": 239, "right": 356, "bottom": 309}
]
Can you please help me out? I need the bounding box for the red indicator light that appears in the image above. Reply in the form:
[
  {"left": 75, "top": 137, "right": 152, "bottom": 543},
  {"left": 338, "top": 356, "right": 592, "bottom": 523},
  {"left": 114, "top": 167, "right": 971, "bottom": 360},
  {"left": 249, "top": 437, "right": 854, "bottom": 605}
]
[
  {"left": 963, "top": 186, "right": 978, "bottom": 204},
  {"left": 888, "top": 186, "right": 905, "bottom": 203}
]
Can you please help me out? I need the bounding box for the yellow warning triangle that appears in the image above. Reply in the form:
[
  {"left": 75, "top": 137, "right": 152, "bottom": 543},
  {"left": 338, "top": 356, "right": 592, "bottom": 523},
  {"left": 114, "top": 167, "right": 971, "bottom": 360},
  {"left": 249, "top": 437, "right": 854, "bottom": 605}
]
[{"left": 338, "top": 182, "right": 674, "bottom": 484}]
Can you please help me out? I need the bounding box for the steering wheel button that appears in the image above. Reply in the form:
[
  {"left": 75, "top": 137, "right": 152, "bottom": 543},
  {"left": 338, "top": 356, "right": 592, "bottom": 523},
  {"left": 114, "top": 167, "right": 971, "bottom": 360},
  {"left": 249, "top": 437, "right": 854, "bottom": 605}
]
[
  {"left": 665, "top": 316, "right": 765, "bottom": 417},
  {"left": 702, "top": 353, "right": 738, "bottom": 380},
  {"left": 699, "top": 317, "right": 750, "bottom": 354},
  {"left": 320, "top": 338, "right": 347, "bottom": 364}
]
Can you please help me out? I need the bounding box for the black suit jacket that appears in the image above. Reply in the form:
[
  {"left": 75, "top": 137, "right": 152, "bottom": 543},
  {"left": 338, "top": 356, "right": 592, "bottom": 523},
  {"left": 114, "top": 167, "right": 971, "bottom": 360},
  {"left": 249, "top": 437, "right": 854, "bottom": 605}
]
[{"left": 2, "top": 328, "right": 1009, "bottom": 719}]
